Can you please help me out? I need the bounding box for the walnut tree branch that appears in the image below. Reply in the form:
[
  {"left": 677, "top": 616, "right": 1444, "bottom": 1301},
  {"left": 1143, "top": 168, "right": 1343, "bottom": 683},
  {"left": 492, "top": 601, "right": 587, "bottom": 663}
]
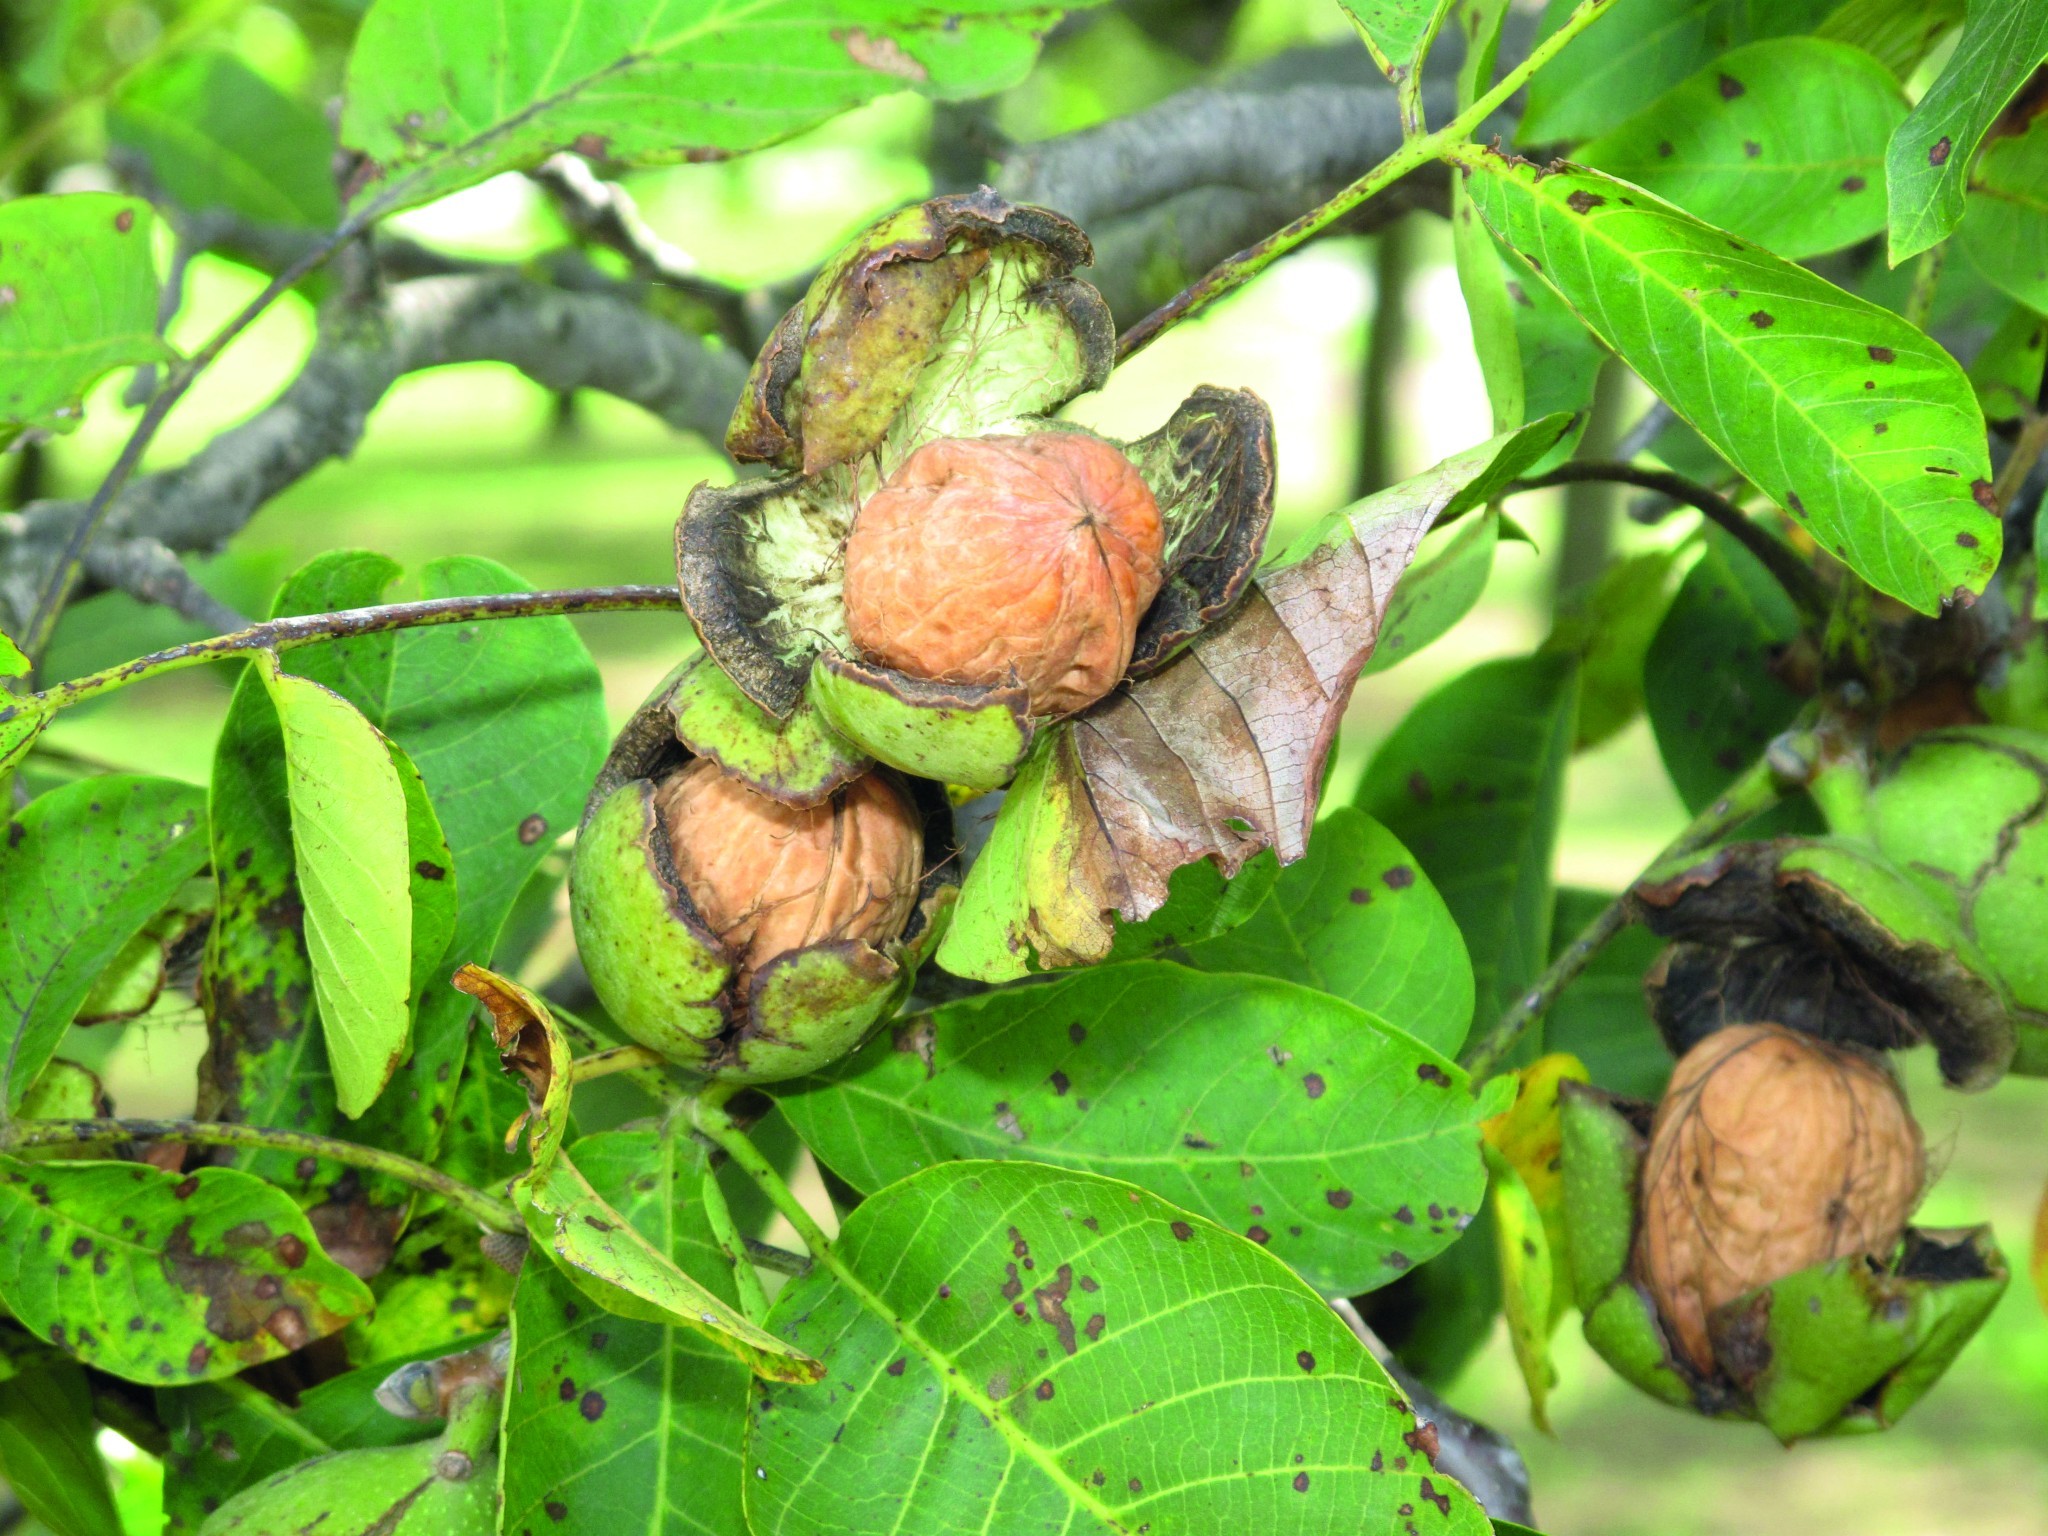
[{"left": 0, "top": 272, "right": 749, "bottom": 644}]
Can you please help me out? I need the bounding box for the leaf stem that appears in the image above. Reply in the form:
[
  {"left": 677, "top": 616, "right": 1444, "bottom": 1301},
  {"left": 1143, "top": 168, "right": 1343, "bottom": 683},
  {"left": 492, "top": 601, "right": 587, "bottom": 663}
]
[
  {"left": 2, "top": 1118, "right": 521, "bottom": 1233},
  {"left": 1902, "top": 244, "right": 1946, "bottom": 332},
  {"left": 1506, "top": 462, "right": 1832, "bottom": 623},
  {"left": 695, "top": 1085, "right": 835, "bottom": 1261},
  {"left": 1113, "top": 0, "right": 1618, "bottom": 359},
  {"left": 566, "top": 1044, "right": 669, "bottom": 1086},
  {"left": 1459, "top": 742, "right": 1801, "bottom": 1079},
  {"left": 1, "top": 584, "right": 681, "bottom": 731},
  {"left": 699, "top": 1165, "right": 773, "bottom": 1322}
]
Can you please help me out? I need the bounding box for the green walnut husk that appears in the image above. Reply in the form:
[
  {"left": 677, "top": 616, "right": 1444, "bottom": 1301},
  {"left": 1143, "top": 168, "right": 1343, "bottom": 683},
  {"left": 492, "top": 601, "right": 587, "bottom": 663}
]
[
  {"left": 1557, "top": 1083, "right": 2007, "bottom": 1442},
  {"left": 676, "top": 189, "right": 1276, "bottom": 793},
  {"left": 199, "top": 1377, "right": 499, "bottom": 1536},
  {"left": 568, "top": 681, "right": 957, "bottom": 1083},
  {"left": 1866, "top": 725, "right": 2048, "bottom": 1074},
  {"left": 1627, "top": 836, "right": 2015, "bottom": 1089}
]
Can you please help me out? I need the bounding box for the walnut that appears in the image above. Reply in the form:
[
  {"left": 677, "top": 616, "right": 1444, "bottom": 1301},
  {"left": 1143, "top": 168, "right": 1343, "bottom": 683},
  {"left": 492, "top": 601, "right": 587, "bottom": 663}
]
[
  {"left": 654, "top": 759, "right": 922, "bottom": 992},
  {"left": 1635, "top": 1023, "right": 1923, "bottom": 1374},
  {"left": 842, "top": 432, "right": 1165, "bottom": 717}
]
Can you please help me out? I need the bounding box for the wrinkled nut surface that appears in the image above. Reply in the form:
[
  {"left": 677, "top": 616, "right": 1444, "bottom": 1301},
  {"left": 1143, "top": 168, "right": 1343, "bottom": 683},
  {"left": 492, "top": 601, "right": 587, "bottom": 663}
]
[
  {"left": 655, "top": 758, "right": 922, "bottom": 990},
  {"left": 842, "top": 432, "right": 1165, "bottom": 717},
  {"left": 1636, "top": 1023, "right": 1923, "bottom": 1374}
]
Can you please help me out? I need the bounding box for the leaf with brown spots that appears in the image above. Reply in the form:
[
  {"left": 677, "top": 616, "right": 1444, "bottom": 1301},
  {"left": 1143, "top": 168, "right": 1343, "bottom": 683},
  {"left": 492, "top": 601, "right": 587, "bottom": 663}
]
[
  {"left": 502, "top": 1126, "right": 750, "bottom": 1536},
  {"left": 775, "top": 962, "right": 1505, "bottom": 1295},
  {"left": 1, "top": 776, "right": 208, "bottom": 1114},
  {"left": 339, "top": 0, "right": 1113, "bottom": 218},
  {"left": 751, "top": 1162, "right": 1492, "bottom": 1535},
  {"left": 0, "top": 1155, "right": 370, "bottom": 1386},
  {"left": 1462, "top": 148, "right": 1997, "bottom": 614},
  {"left": 520, "top": 1147, "right": 820, "bottom": 1384},
  {"left": 1580, "top": 39, "right": 1903, "bottom": 260},
  {"left": 0, "top": 194, "right": 172, "bottom": 448},
  {"left": 1886, "top": 0, "right": 2048, "bottom": 261},
  {"left": 939, "top": 418, "right": 1570, "bottom": 981}
]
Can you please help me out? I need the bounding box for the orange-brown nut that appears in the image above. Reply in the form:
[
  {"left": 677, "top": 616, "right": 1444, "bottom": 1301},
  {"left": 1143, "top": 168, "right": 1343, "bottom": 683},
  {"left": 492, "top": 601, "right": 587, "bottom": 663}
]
[
  {"left": 842, "top": 432, "right": 1165, "bottom": 717},
  {"left": 1635, "top": 1023, "right": 1924, "bottom": 1373},
  {"left": 654, "top": 759, "right": 922, "bottom": 992}
]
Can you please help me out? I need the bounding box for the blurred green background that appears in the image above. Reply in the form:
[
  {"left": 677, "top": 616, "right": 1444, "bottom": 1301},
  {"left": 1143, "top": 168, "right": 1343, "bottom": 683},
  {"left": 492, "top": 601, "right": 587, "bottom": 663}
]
[{"left": 10, "top": 1, "right": 2045, "bottom": 1532}]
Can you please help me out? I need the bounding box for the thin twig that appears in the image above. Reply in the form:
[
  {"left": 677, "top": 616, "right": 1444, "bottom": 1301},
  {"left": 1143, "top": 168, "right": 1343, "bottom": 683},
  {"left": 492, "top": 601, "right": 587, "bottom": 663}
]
[
  {"left": 4, "top": 583, "right": 681, "bottom": 729},
  {"left": 20, "top": 222, "right": 371, "bottom": 658},
  {"left": 1902, "top": 244, "right": 1946, "bottom": 332},
  {"left": 1989, "top": 410, "right": 2048, "bottom": 515},
  {"left": 1459, "top": 745, "right": 1800, "bottom": 1079},
  {"left": 566, "top": 1044, "right": 669, "bottom": 1086},
  {"left": 1113, "top": 0, "right": 1617, "bottom": 359},
  {"left": 4, "top": 1118, "right": 521, "bottom": 1232},
  {"left": 1507, "top": 461, "right": 1832, "bottom": 623}
]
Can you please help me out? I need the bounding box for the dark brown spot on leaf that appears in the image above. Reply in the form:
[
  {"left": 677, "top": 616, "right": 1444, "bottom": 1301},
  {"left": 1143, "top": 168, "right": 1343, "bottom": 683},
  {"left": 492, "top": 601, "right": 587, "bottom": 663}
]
[
  {"left": 886, "top": 1357, "right": 906, "bottom": 1376},
  {"left": 579, "top": 1390, "right": 606, "bottom": 1421},
  {"left": 1302, "top": 1072, "right": 1326, "bottom": 1100},
  {"left": 1416, "top": 1063, "right": 1451, "bottom": 1086},
  {"left": 1973, "top": 479, "right": 1998, "bottom": 514},
  {"left": 1742, "top": 140, "right": 1760, "bottom": 158},
  {"left": 1717, "top": 74, "right": 1744, "bottom": 99},
  {"left": 1748, "top": 311, "right": 1774, "bottom": 329},
  {"left": 1035, "top": 1264, "right": 1078, "bottom": 1354},
  {"left": 1170, "top": 1220, "right": 1194, "bottom": 1241},
  {"left": 1296, "top": 1350, "right": 1316, "bottom": 1372},
  {"left": 1293, "top": 1472, "right": 1311, "bottom": 1492},
  {"left": 1868, "top": 345, "right": 1895, "bottom": 363},
  {"left": 115, "top": 208, "right": 136, "bottom": 233},
  {"left": 1657, "top": 140, "right": 1674, "bottom": 157},
  {"left": 1035, "top": 1379, "right": 1055, "bottom": 1400},
  {"left": 1382, "top": 865, "right": 1414, "bottom": 890},
  {"left": 1247, "top": 1225, "right": 1270, "bottom": 1243},
  {"left": 1565, "top": 190, "right": 1605, "bottom": 214},
  {"left": 1957, "top": 532, "right": 1980, "bottom": 548},
  {"left": 1842, "top": 176, "right": 1865, "bottom": 192},
  {"left": 1929, "top": 136, "right": 1951, "bottom": 166},
  {"left": 1404, "top": 1423, "right": 1441, "bottom": 1462},
  {"left": 1348, "top": 887, "right": 1371, "bottom": 904},
  {"left": 518, "top": 814, "right": 549, "bottom": 845},
  {"left": 1326, "top": 1189, "right": 1353, "bottom": 1209}
]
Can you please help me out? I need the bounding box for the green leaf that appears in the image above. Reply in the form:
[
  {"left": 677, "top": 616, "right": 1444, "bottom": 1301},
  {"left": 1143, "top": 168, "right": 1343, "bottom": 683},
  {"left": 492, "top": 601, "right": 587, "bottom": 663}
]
[
  {"left": 18, "top": 1060, "right": 108, "bottom": 1125},
  {"left": 1144, "top": 807, "right": 1476, "bottom": 1055},
  {"left": 1961, "top": 114, "right": 2048, "bottom": 312},
  {"left": 776, "top": 961, "right": 1495, "bottom": 1296},
  {"left": 1354, "top": 653, "right": 1578, "bottom": 1043},
  {"left": 1885, "top": 0, "right": 2048, "bottom": 263},
  {"left": 1338, "top": 0, "right": 1452, "bottom": 83},
  {"left": 502, "top": 1127, "right": 749, "bottom": 1536},
  {"left": 0, "top": 194, "right": 170, "bottom": 447},
  {"left": 1970, "top": 302, "right": 2048, "bottom": 427},
  {"left": 521, "top": 1147, "right": 822, "bottom": 1384},
  {"left": 0, "top": 630, "right": 26, "bottom": 677},
  {"left": 1, "top": 775, "right": 208, "bottom": 1111},
  {"left": 1484, "top": 1148, "right": 1558, "bottom": 1432},
  {"left": 1360, "top": 509, "right": 1501, "bottom": 678},
  {"left": 1541, "top": 888, "right": 1672, "bottom": 1099},
  {"left": 1102, "top": 852, "right": 1281, "bottom": 964},
  {"left": 257, "top": 653, "right": 414, "bottom": 1119},
  {"left": 752, "top": 1161, "right": 1490, "bottom": 1534},
  {"left": 0, "top": 1156, "right": 373, "bottom": 1385},
  {"left": 341, "top": 0, "right": 1102, "bottom": 218},
  {"left": 1815, "top": 0, "right": 1965, "bottom": 79},
  {"left": 108, "top": 50, "right": 340, "bottom": 228},
  {"left": 160, "top": 1342, "right": 448, "bottom": 1532},
  {"left": 0, "top": 1353, "right": 121, "bottom": 1536},
  {"left": 202, "top": 552, "right": 606, "bottom": 1183},
  {"left": 1642, "top": 527, "right": 1814, "bottom": 825},
  {"left": 1545, "top": 548, "right": 1681, "bottom": 751},
  {"left": 1519, "top": 0, "right": 1837, "bottom": 145},
  {"left": 1577, "top": 38, "right": 1905, "bottom": 259},
  {"left": 1462, "top": 149, "right": 1999, "bottom": 614}
]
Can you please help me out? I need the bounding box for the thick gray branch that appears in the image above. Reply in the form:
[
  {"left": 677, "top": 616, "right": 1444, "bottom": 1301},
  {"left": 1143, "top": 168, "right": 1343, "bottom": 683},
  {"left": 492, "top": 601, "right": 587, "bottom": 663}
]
[
  {"left": 1000, "top": 81, "right": 1460, "bottom": 324},
  {"left": 0, "top": 275, "right": 748, "bottom": 638}
]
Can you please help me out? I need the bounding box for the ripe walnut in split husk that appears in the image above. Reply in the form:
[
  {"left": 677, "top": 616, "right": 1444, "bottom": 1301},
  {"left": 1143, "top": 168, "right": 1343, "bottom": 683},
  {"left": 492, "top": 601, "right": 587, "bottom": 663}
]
[
  {"left": 1636, "top": 1025, "right": 1923, "bottom": 1373},
  {"left": 1862, "top": 725, "right": 2048, "bottom": 1074},
  {"left": 1557, "top": 1035, "right": 2006, "bottom": 1443},
  {"left": 677, "top": 189, "right": 1275, "bottom": 792},
  {"left": 1627, "top": 836, "right": 2015, "bottom": 1090},
  {"left": 568, "top": 686, "right": 957, "bottom": 1083}
]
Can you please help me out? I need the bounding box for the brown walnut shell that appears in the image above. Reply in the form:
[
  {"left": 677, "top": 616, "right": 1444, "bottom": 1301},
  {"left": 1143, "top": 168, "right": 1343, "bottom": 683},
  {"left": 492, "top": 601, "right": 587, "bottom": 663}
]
[
  {"left": 654, "top": 758, "right": 922, "bottom": 993},
  {"left": 1635, "top": 1022, "right": 1924, "bottom": 1374},
  {"left": 842, "top": 431, "right": 1166, "bottom": 717}
]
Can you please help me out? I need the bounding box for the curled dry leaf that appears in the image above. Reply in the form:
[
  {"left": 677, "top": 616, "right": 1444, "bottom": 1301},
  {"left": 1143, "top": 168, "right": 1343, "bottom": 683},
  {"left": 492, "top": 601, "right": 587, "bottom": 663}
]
[
  {"left": 939, "top": 415, "right": 1571, "bottom": 981},
  {"left": 1629, "top": 836, "right": 2014, "bottom": 1088},
  {"left": 452, "top": 963, "right": 568, "bottom": 1177}
]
